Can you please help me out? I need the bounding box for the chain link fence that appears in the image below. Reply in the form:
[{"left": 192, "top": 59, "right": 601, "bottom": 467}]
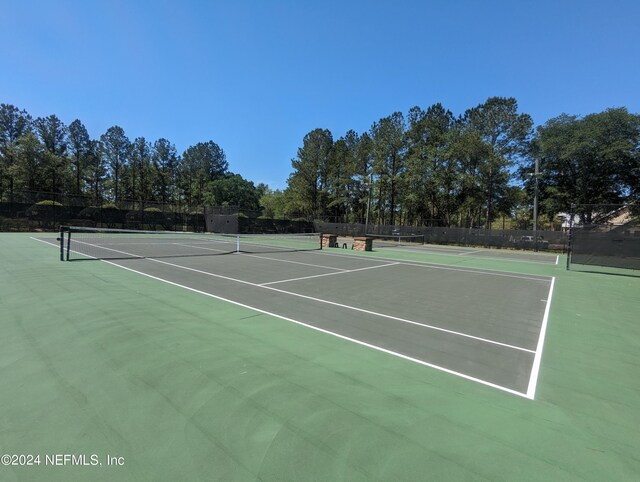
[
  {"left": 0, "top": 191, "right": 205, "bottom": 232},
  {"left": 204, "top": 206, "right": 315, "bottom": 234},
  {"left": 568, "top": 204, "right": 640, "bottom": 270},
  {"left": 314, "top": 221, "right": 567, "bottom": 251}
]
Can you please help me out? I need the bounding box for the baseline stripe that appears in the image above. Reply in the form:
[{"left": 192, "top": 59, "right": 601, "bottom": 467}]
[
  {"left": 43, "top": 237, "right": 537, "bottom": 353},
  {"left": 526, "top": 276, "right": 556, "bottom": 399},
  {"left": 31, "top": 235, "right": 541, "bottom": 398},
  {"left": 103, "top": 259, "right": 530, "bottom": 398},
  {"left": 308, "top": 250, "right": 553, "bottom": 281}
]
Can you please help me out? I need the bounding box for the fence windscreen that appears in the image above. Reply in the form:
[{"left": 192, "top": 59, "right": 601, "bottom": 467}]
[
  {"left": 569, "top": 205, "right": 640, "bottom": 271},
  {"left": 314, "top": 221, "right": 566, "bottom": 251}
]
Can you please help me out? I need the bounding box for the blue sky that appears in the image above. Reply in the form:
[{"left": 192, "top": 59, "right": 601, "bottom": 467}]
[{"left": 1, "top": 0, "right": 639, "bottom": 189}]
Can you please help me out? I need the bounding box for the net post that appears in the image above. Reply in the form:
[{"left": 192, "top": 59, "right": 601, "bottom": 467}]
[
  {"left": 59, "top": 226, "right": 65, "bottom": 261},
  {"left": 236, "top": 234, "right": 240, "bottom": 253},
  {"left": 319, "top": 232, "right": 323, "bottom": 250},
  {"left": 66, "top": 228, "right": 72, "bottom": 261}
]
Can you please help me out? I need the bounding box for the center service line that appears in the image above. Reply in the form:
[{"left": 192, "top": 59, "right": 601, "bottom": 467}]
[
  {"left": 259, "top": 263, "right": 400, "bottom": 286},
  {"left": 32, "top": 236, "right": 534, "bottom": 398},
  {"left": 67, "top": 238, "right": 536, "bottom": 353},
  {"left": 140, "top": 255, "right": 535, "bottom": 353}
]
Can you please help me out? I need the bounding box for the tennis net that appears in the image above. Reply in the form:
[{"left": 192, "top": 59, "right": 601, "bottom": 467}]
[
  {"left": 59, "top": 226, "right": 322, "bottom": 261},
  {"left": 365, "top": 233, "right": 425, "bottom": 248}
]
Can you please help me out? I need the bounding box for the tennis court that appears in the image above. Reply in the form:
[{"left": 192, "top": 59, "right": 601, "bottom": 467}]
[
  {"left": 2, "top": 231, "right": 638, "bottom": 481},
  {"left": 36, "top": 228, "right": 554, "bottom": 398},
  {"left": 361, "top": 235, "right": 560, "bottom": 265}
]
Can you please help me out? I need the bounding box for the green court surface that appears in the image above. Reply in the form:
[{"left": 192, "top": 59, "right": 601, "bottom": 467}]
[{"left": 1, "top": 232, "right": 638, "bottom": 481}]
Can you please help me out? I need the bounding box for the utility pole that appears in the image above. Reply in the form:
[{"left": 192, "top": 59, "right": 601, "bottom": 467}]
[
  {"left": 364, "top": 172, "right": 372, "bottom": 235},
  {"left": 532, "top": 157, "right": 540, "bottom": 252}
]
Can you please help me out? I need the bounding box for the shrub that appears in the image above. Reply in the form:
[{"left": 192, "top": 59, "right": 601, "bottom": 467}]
[
  {"left": 36, "top": 200, "right": 63, "bottom": 207},
  {"left": 26, "top": 200, "right": 64, "bottom": 217},
  {"left": 0, "top": 216, "right": 33, "bottom": 231},
  {"left": 77, "top": 204, "right": 124, "bottom": 225}
]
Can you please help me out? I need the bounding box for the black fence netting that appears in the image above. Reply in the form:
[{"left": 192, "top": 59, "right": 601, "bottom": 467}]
[
  {"left": 0, "top": 191, "right": 205, "bottom": 232},
  {"left": 205, "top": 206, "right": 315, "bottom": 234},
  {"left": 569, "top": 204, "right": 640, "bottom": 271},
  {"left": 314, "top": 221, "right": 567, "bottom": 251}
]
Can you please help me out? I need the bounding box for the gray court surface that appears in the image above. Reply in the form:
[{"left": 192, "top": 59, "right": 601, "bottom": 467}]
[
  {"left": 37, "top": 234, "right": 554, "bottom": 398},
  {"left": 358, "top": 239, "right": 560, "bottom": 264}
]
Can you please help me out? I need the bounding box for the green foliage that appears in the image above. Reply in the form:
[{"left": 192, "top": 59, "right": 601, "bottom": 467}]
[
  {"left": 26, "top": 200, "right": 66, "bottom": 226},
  {"left": 0, "top": 216, "right": 32, "bottom": 231},
  {"left": 0, "top": 103, "right": 235, "bottom": 211},
  {"left": 285, "top": 97, "right": 536, "bottom": 228},
  {"left": 78, "top": 204, "right": 123, "bottom": 224},
  {"left": 288, "top": 128, "right": 334, "bottom": 217},
  {"left": 67, "top": 119, "right": 90, "bottom": 194},
  {"left": 370, "top": 112, "right": 406, "bottom": 225},
  {"left": 204, "top": 174, "right": 261, "bottom": 211},
  {"left": 2, "top": 100, "right": 637, "bottom": 232},
  {"left": 78, "top": 206, "right": 101, "bottom": 220},
  {"left": 151, "top": 138, "right": 178, "bottom": 204},
  {"left": 521, "top": 108, "right": 640, "bottom": 222},
  {"left": 0, "top": 104, "right": 33, "bottom": 200},
  {"left": 259, "top": 188, "right": 288, "bottom": 219},
  {"left": 100, "top": 126, "right": 130, "bottom": 203},
  {"left": 180, "top": 141, "right": 228, "bottom": 207}
]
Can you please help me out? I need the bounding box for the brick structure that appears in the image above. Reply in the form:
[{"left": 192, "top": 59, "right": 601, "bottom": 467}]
[
  {"left": 321, "top": 234, "right": 338, "bottom": 248},
  {"left": 321, "top": 234, "right": 372, "bottom": 251},
  {"left": 352, "top": 237, "right": 372, "bottom": 251}
]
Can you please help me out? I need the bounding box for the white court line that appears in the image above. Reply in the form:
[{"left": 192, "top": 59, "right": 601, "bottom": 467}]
[
  {"left": 102, "top": 259, "right": 531, "bottom": 399},
  {"left": 173, "top": 242, "right": 229, "bottom": 251},
  {"left": 32, "top": 236, "right": 536, "bottom": 398},
  {"left": 392, "top": 245, "right": 480, "bottom": 256},
  {"left": 378, "top": 244, "right": 558, "bottom": 265},
  {"left": 241, "top": 243, "right": 557, "bottom": 281},
  {"left": 555, "top": 255, "right": 560, "bottom": 265},
  {"left": 149, "top": 259, "right": 536, "bottom": 353},
  {"left": 60, "top": 232, "right": 555, "bottom": 277},
  {"left": 92, "top": 238, "right": 239, "bottom": 249},
  {"left": 240, "top": 252, "right": 346, "bottom": 271},
  {"left": 526, "top": 276, "right": 556, "bottom": 399},
  {"left": 86, "top": 241, "right": 219, "bottom": 246},
  {"left": 309, "top": 249, "right": 553, "bottom": 282},
  {"left": 58, "top": 238, "right": 537, "bottom": 353},
  {"left": 259, "top": 263, "right": 399, "bottom": 286},
  {"left": 35, "top": 233, "right": 552, "bottom": 282},
  {"left": 31, "top": 236, "right": 61, "bottom": 251},
  {"left": 457, "top": 250, "right": 484, "bottom": 256},
  {"left": 176, "top": 242, "right": 346, "bottom": 271}
]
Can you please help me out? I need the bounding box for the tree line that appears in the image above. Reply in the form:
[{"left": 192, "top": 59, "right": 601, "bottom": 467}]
[
  {"left": 2, "top": 99, "right": 638, "bottom": 227},
  {"left": 269, "top": 97, "right": 639, "bottom": 228},
  {"left": 0, "top": 104, "right": 263, "bottom": 211}
]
